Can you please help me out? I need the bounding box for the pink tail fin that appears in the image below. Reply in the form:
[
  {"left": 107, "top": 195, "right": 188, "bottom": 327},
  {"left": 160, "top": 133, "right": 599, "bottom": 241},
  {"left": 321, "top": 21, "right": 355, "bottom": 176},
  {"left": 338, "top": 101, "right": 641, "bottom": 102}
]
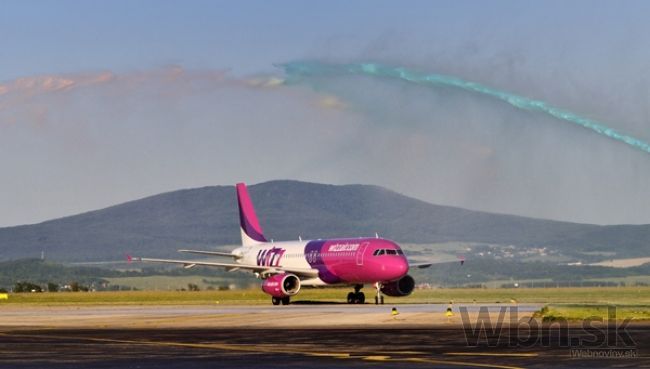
[{"left": 236, "top": 183, "right": 267, "bottom": 246}]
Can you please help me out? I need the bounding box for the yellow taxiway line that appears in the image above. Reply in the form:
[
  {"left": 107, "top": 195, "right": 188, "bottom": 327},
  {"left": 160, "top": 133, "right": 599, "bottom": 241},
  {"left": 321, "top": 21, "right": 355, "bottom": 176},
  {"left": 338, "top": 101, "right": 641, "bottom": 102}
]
[{"left": 446, "top": 352, "right": 539, "bottom": 357}]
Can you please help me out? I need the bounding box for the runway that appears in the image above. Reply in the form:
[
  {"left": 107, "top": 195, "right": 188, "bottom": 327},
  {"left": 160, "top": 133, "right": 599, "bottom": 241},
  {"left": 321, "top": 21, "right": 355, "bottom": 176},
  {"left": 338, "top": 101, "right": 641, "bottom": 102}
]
[
  {"left": 0, "top": 304, "right": 646, "bottom": 368},
  {"left": 0, "top": 327, "right": 647, "bottom": 368},
  {"left": 0, "top": 304, "right": 543, "bottom": 329}
]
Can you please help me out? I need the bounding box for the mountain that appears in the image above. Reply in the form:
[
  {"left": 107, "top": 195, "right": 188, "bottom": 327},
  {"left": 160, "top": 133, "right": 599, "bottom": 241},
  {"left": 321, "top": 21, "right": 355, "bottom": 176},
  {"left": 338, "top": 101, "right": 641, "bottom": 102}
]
[{"left": 0, "top": 180, "right": 648, "bottom": 261}]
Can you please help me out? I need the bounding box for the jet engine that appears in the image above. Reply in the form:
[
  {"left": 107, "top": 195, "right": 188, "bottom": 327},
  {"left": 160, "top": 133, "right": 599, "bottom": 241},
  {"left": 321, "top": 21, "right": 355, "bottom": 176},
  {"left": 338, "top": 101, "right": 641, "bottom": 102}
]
[
  {"left": 381, "top": 275, "right": 415, "bottom": 297},
  {"left": 261, "top": 273, "right": 301, "bottom": 298}
]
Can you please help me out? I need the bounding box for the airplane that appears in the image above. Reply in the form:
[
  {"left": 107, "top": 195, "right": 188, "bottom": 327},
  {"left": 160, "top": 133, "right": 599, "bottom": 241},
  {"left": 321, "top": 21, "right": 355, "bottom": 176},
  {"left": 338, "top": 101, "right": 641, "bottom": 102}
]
[{"left": 134, "top": 183, "right": 464, "bottom": 305}]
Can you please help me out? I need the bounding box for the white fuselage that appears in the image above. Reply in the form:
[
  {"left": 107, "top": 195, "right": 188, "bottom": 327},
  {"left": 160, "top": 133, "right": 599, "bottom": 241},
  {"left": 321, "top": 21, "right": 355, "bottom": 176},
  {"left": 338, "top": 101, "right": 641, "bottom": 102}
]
[{"left": 234, "top": 241, "right": 327, "bottom": 286}]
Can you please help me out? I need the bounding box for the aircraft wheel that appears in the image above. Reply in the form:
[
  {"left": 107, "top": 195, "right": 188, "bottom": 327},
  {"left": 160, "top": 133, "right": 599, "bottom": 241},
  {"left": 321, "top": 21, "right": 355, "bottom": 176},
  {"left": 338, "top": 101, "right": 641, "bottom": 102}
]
[
  {"left": 272, "top": 297, "right": 281, "bottom": 305},
  {"left": 347, "top": 292, "right": 355, "bottom": 304},
  {"left": 355, "top": 292, "right": 365, "bottom": 304},
  {"left": 380, "top": 296, "right": 384, "bottom": 305},
  {"left": 374, "top": 296, "right": 379, "bottom": 305},
  {"left": 281, "top": 296, "right": 290, "bottom": 305}
]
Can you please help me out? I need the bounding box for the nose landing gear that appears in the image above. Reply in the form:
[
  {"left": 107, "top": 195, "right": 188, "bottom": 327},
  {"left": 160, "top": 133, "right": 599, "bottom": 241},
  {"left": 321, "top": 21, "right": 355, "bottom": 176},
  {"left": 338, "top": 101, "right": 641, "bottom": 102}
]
[
  {"left": 374, "top": 282, "right": 384, "bottom": 305},
  {"left": 346, "top": 284, "right": 365, "bottom": 304}
]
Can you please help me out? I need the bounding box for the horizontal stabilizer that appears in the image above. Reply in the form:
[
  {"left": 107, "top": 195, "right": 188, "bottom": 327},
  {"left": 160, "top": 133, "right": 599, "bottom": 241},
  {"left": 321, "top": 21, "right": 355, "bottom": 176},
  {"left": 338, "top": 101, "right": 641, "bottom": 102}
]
[{"left": 178, "top": 249, "right": 241, "bottom": 259}]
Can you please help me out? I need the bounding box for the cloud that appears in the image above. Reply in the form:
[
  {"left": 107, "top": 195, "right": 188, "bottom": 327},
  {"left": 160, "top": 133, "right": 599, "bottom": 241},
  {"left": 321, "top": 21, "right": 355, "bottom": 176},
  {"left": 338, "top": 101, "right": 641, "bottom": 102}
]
[
  {"left": 1, "top": 55, "right": 649, "bottom": 227},
  {"left": 317, "top": 95, "right": 347, "bottom": 110},
  {"left": 245, "top": 77, "right": 285, "bottom": 88},
  {"left": 0, "top": 67, "right": 252, "bottom": 129},
  {"left": 0, "top": 66, "right": 366, "bottom": 226},
  {"left": 0, "top": 71, "right": 114, "bottom": 96},
  {"left": 279, "top": 60, "right": 650, "bottom": 226},
  {"left": 0, "top": 71, "right": 116, "bottom": 127}
]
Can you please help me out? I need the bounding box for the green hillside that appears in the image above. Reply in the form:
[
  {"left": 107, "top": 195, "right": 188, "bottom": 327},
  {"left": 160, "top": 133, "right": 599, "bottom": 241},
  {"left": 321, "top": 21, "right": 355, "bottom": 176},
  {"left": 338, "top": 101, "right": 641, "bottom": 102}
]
[{"left": 0, "top": 180, "right": 648, "bottom": 262}]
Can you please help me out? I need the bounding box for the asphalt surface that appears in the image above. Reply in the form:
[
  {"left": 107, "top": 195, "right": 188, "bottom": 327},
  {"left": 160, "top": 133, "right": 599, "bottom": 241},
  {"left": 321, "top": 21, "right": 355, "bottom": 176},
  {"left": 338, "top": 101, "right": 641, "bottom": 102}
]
[
  {"left": 0, "top": 303, "right": 543, "bottom": 316},
  {"left": 1, "top": 326, "right": 647, "bottom": 369},
  {"left": 0, "top": 304, "right": 544, "bottom": 329}
]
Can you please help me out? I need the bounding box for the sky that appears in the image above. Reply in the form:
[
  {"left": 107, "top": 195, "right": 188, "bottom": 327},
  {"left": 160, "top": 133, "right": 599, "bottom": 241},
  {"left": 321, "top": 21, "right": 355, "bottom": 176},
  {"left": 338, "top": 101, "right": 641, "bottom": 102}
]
[{"left": 1, "top": 0, "right": 650, "bottom": 226}]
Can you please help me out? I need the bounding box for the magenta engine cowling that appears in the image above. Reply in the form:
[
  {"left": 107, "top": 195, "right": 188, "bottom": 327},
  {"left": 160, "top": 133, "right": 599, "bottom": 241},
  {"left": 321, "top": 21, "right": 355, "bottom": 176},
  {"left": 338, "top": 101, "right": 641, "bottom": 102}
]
[
  {"left": 381, "top": 275, "right": 415, "bottom": 297},
  {"left": 261, "top": 273, "right": 301, "bottom": 298}
]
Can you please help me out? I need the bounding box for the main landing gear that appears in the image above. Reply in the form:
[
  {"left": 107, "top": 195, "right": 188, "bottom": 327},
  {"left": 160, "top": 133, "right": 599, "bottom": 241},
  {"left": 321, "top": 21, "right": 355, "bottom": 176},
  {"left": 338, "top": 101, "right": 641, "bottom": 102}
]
[
  {"left": 374, "top": 282, "right": 385, "bottom": 305},
  {"left": 347, "top": 284, "right": 365, "bottom": 304},
  {"left": 271, "top": 296, "right": 291, "bottom": 305}
]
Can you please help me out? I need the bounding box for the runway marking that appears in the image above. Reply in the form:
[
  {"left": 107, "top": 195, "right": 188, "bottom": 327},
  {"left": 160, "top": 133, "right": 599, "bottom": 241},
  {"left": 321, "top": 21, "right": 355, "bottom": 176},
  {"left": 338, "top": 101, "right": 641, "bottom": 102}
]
[
  {"left": 405, "top": 357, "right": 525, "bottom": 369},
  {"left": 4, "top": 332, "right": 526, "bottom": 369},
  {"left": 298, "top": 350, "right": 351, "bottom": 358},
  {"left": 445, "top": 352, "right": 539, "bottom": 357},
  {"left": 362, "top": 355, "right": 392, "bottom": 361},
  {"left": 381, "top": 350, "right": 428, "bottom": 355},
  {"left": 359, "top": 354, "right": 525, "bottom": 369}
]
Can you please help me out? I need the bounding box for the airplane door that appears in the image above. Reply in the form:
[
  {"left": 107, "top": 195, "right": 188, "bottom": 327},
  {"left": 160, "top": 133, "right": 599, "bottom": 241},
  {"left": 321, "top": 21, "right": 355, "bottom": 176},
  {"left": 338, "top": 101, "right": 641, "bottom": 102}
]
[{"left": 356, "top": 242, "right": 369, "bottom": 266}]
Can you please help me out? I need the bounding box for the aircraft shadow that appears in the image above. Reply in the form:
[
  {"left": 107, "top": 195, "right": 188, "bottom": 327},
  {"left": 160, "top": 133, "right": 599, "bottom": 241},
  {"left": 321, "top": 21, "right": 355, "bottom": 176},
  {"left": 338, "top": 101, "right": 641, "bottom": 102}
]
[{"left": 290, "top": 300, "right": 348, "bottom": 305}]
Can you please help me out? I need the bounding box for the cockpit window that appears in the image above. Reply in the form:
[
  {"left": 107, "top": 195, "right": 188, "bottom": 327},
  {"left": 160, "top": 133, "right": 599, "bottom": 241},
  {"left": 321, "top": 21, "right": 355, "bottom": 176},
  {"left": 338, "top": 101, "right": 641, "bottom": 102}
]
[{"left": 374, "top": 249, "right": 403, "bottom": 256}]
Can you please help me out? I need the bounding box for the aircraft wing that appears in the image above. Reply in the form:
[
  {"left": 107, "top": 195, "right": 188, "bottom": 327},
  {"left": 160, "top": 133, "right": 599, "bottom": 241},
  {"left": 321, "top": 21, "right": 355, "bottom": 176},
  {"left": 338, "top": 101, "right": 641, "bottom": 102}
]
[
  {"left": 177, "top": 249, "right": 241, "bottom": 259},
  {"left": 409, "top": 256, "right": 465, "bottom": 269},
  {"left": 133, "top": 257, "right": 319, "bottom": 279}
]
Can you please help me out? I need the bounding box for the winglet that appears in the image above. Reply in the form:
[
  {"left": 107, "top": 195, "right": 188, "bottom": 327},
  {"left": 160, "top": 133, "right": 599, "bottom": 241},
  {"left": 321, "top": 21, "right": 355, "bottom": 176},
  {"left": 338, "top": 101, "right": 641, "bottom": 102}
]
[{"left": 236, "top": 183, "right": 267, "bottom": 246}]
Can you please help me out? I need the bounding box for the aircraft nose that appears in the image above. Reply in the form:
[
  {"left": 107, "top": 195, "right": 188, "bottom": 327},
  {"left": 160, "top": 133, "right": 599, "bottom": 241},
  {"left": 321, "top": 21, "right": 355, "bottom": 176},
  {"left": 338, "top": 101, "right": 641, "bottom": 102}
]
[
  {"left": 398, "top": 257, "right": 409, "bottom": 274},
  {"left": 385, "top": 257, "right": 409, "bottom": 279}
]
